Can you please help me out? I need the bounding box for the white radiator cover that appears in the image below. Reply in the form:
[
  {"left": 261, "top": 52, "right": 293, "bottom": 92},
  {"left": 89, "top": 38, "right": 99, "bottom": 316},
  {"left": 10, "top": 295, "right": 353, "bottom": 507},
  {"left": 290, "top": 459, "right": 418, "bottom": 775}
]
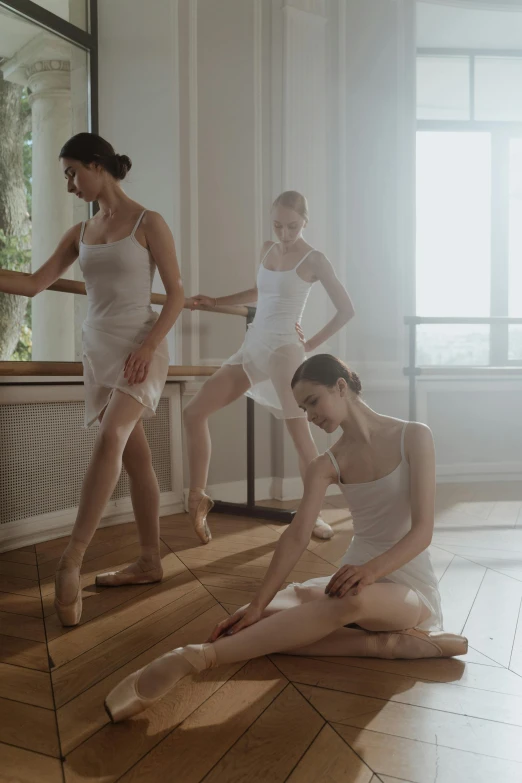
[{"left": 0, "top": 381, "right": 184, "bottom": 552}]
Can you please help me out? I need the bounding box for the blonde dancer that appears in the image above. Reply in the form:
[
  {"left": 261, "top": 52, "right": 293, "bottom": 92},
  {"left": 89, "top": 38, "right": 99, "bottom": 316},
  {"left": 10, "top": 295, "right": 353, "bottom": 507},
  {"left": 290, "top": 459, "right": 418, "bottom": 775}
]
[{"left": 184, "top": 191, "right": 355, "bottom": 544}]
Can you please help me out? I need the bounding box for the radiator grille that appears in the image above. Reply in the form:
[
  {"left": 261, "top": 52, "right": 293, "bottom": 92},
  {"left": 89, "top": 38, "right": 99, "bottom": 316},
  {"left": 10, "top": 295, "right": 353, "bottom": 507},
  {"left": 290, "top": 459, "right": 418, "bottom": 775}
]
[{"left": 0, "top": 398, "right": 172, "bottom": 525}]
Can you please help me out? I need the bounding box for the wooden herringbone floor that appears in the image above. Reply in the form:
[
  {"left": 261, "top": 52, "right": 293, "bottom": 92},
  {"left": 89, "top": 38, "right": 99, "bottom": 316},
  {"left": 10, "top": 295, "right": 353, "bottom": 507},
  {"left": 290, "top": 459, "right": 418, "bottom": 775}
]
[{"left": 1, "top": 484, "right": 522, "bottom": 782}]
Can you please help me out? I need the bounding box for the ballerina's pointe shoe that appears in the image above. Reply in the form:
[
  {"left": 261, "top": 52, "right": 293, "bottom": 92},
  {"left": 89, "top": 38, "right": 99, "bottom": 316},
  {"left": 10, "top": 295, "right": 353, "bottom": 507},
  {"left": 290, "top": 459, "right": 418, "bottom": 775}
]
[
  {"left": 95, "top": 563, "right": 163, "bottom": 587},
  {"left": 188, "top": 491, "right": 214, "bottom": 544},
  {"left": 312, "top": 517, "right": 334, "bottom": 540},
  {"left": 54, "top": 559, "right": 83, "bottom": 627},
  {"left": 366, "top": 628, "right": 468, "bottom": 660},
  {"left": 104, "top": 644, "right": 215, "bottom": 723}
]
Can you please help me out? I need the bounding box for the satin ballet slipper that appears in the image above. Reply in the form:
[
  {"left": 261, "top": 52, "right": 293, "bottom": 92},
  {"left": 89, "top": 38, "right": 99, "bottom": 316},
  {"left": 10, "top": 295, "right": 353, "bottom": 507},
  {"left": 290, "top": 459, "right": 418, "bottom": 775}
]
[
  {"left": 105, "top": 644, "right": 215, "bottom": 723},
  {"left": 54, "top": 560, "right": 83, "bottom": 627},
  {"left": 188, "top": 491, "right": 214, "bottom": 544},
  {"left": 366, "top": 628, "right": 468, "bottom": 659},
  {"left": 312, "top": 517, "right": 334, "bottom": 540},
  {"left": 95, "top": 564, "right": 163, "bottom": 587}
]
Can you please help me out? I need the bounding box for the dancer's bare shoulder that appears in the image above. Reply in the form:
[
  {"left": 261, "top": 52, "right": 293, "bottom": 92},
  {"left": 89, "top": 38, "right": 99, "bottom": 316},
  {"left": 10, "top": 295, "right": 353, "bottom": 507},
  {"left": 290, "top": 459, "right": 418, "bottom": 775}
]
[
  {"left": 403, "top": 421, "right": 434, "bottom": 459},
  {"left": 305, "top": 453, "right": 339, "bottom": 487}
]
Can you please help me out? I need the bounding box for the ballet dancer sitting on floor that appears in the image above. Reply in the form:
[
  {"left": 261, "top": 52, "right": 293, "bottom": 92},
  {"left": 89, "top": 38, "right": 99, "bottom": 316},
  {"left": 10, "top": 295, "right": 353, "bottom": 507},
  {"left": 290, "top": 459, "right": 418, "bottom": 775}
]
[{"left": 105, "top": 353, "right": 467, "bottom": 723}]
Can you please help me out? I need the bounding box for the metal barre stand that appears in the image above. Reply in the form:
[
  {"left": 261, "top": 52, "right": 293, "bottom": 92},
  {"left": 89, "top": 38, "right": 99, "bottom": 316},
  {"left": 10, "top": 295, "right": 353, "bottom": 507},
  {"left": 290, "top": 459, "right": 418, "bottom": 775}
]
[{"left": 211, "top": 307, "right": 297, "bottom": 524}]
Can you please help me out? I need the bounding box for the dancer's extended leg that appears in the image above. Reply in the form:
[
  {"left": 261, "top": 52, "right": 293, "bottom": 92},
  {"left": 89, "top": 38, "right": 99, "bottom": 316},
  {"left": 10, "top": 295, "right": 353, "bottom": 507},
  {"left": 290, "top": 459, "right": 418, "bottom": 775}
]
[
  {"left": 96, "top": 421, "right": 163, "bottom": 586},
  {"left": 183, "top": 364, "right": 250, "bottom": 543},
  {"left": 55, "top": 391, "right": 146, "bottom": 623}
]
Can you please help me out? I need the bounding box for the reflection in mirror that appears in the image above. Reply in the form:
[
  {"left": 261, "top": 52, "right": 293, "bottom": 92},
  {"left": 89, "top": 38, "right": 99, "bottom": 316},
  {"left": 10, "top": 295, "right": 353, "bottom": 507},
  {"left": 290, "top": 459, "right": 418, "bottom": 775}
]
[{"left": 0, "top": 4, "right": 89, "bottom": 361}]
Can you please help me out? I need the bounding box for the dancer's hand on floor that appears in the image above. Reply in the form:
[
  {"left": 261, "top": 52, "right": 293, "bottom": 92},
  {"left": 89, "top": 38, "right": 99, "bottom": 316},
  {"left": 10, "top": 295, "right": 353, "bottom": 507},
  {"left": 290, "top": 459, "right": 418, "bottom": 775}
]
[
  {"left": 325, "top": 562, "right": 377, "bottom": 598},
  {"left": 207, "top": 604, "right": 263, "bottom": 642},
  {"left": 124, "top": 344, "right": 154, "bottom": 385}
]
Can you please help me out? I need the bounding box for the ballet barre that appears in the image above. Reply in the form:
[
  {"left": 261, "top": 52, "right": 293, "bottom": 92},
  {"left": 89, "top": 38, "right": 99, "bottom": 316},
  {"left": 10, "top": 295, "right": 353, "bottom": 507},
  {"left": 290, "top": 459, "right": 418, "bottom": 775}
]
[
  {"left": 0, "top": 270, "right": 296, "bottom": 524},
  {"left": 404, "top": 315, "right": 522, "bottom": 421}
]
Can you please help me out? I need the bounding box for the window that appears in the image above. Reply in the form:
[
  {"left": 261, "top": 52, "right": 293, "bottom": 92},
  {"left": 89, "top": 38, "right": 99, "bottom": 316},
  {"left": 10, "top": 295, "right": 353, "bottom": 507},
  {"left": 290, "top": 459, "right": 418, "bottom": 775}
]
[
  {"left": 416, "top": 52, "right": 522, "bottom": 366},
  {"left": 0, "top": 1, "right": 97, "bottom": 362}
]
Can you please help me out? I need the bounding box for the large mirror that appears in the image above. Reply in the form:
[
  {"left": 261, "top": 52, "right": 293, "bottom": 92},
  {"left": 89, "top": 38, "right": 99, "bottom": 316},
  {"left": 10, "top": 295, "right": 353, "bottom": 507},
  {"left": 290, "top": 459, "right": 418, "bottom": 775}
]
[{"left": 0, "top": 1, "right": 92, "bottom": 362}]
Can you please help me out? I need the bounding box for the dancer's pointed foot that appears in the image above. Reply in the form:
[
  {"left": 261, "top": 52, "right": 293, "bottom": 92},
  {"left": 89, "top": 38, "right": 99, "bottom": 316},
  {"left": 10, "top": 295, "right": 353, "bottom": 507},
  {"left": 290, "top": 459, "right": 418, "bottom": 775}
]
[
  {"left": 96, "top": 559, "right": 163, "bottom": 587},
  {"left": 366, "top": 628, "right": 468, "bottom": 659},
  {"left": 312, "top": 517, "right": 334, "bottom": 540},
  {"left": 54, "top": 552, "right": 83, "bottom": 627},
  {"left": 188, "top": 490, "right": 213, "bottom": 544},
  {"left": 104, "top": 644, "right": 215, "bottom": 722}
]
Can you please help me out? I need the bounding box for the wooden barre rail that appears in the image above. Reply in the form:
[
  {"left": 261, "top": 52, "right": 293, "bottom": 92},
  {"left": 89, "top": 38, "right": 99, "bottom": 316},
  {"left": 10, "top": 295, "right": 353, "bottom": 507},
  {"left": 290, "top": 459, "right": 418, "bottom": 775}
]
[
  {"left": 0, "top": 270, "right": 249, "bottom": 319},
  {"left": 0, "top": 362, "right": 218, "bottom": 377}
]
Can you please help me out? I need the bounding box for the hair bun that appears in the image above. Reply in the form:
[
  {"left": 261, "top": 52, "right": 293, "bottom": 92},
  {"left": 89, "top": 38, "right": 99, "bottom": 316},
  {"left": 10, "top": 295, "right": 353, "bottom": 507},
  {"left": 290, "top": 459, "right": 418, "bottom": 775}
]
[
  {"left": 114, "top": 153, "right": 132, "bottom": 180},
  {"left": 348, "top": 370, "right": 362, "bottom": 395}
]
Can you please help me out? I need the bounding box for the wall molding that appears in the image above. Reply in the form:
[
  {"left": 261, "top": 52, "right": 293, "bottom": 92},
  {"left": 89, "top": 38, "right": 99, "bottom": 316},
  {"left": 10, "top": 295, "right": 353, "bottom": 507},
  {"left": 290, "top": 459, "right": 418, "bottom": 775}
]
[
  {"left": 0, "top": 492, "right": 183, "bottom": 554},
  {"left": 253, "top": 0, "right": 264, "bottom": 262},
  {"left": 437, "top": 462, "right": 522, "bottom": 483},
  {"left": 188, "top": 0, "right": 200, "bottom": 365}
]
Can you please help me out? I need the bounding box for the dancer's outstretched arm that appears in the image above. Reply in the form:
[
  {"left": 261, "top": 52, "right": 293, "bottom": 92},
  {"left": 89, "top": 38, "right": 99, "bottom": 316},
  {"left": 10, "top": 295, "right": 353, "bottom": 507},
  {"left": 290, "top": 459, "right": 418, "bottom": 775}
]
[
  {"left": 297, "top": 254, "right": 355, "bottom": 352},
  {"left": 0, "top": 224, "right": 80, "bottom": 297},
  {"left": 186, "top": 285, "right": 258, "bottom": 309},
  {"left": 209, "top": 454, "right": 335, "bottom": 640}
]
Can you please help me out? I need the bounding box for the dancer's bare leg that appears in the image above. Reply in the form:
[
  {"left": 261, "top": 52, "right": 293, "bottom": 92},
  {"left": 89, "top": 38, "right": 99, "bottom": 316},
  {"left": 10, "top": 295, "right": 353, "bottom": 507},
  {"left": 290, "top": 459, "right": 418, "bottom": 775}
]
[
  {"left": 95, "top": 420, "right": 163, "bottom": 584},
  {"left": 136, "top": 582, "right": 429, "bottom": 699},
  {"left": 183, "top": 365, "right": 250, "bottom": 541},
  {"left": 285, "top": 417, "right": 334, "bottom": 539},
  {"left": 56, "top": 391, "right": 147, "bottom": 604}
]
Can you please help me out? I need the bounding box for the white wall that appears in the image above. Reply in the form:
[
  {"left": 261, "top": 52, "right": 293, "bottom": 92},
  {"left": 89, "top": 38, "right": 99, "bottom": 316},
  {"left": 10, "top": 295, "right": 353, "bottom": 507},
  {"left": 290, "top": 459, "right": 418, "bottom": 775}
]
[
  {"left": 97, "top": 0, "right": 181, "bottom": 362},
  {"left": 97, "top": 0, "right": 521, "bottom": 492}
]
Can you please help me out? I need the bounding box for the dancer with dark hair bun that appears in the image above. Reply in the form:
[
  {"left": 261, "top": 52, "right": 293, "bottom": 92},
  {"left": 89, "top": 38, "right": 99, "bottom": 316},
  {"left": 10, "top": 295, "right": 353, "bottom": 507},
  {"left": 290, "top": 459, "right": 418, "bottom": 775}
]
[
  {"left": 105, "top": 354, "right": 467, "bottom": 724},
  {"left": 0, "top": 132, "right": 185, "bottom": 626},
  {"left": 184, "top": 191, "right": 355, "bottom": 544}
]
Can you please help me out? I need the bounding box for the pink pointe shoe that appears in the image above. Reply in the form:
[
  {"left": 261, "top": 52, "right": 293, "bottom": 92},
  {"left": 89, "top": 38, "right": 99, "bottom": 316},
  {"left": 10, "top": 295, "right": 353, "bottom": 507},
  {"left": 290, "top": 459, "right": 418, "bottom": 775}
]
[
  {"left": 188, "top": 491, "right": 214, "bottom": 544},
  {"left": 367, "top": 628, "right": 468, "bottom": 659}
]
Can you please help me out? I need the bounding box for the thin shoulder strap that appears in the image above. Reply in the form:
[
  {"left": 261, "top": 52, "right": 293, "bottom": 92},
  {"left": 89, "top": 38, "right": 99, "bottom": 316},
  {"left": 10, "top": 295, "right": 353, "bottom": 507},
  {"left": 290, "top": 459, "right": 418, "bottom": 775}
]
[
  {"left": 260, "top": 242, "right": 276, "bottom": 265},
  {"left": 79, "top": 221, "right": 86, "bottom": 243},
  {"left": 131, "top": 209, "right": 147, "bottom": 237},
  {"left": 325, "top": 449, "right": 341, "bottom": 483},
  {"left": 295, "top": 248, "right": 315, "bottom": 270},
  {"left": 400, "top": 421, "right": 408, "bottom": 461}
]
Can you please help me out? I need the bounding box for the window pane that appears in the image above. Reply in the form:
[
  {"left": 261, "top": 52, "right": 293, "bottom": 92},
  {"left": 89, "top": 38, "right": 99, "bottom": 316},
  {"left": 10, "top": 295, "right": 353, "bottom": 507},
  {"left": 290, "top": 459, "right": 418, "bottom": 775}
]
[
  {"left": 0, "top": 4, "right": 90, "bottom": 361},
  {"left": 509, "top": 137, "right": 522, "bottom": 360},
  {"left": 416, "top": 131, "right": 491, "bottom": 366},
  {"left": 417, "top": 325, "right": 490, "bottom": 366},
  {"left": 417, "top": 56, "right": 470, "bottom": 120},
  {"left": 509, "top": 326, "right": 522, "bottom": 361},
  {"left": 475, "top": 57, "right": 522, "bottom": 122},
  {"left": 416, "top": 132, "right": 491, "bottom": 317}
]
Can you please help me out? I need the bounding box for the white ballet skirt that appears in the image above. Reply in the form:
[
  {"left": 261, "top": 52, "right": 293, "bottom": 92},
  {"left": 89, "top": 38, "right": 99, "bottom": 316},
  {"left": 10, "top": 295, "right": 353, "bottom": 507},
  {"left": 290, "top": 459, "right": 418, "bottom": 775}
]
[
  {"left": 78, "top": 210, "right": 169, "bottom": 428},
  {"left": 223, "top": 244, "right": 315, "bottom": 419},
  {"left": 301, "top": 423, "right": 443, "bottom": 632}
]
